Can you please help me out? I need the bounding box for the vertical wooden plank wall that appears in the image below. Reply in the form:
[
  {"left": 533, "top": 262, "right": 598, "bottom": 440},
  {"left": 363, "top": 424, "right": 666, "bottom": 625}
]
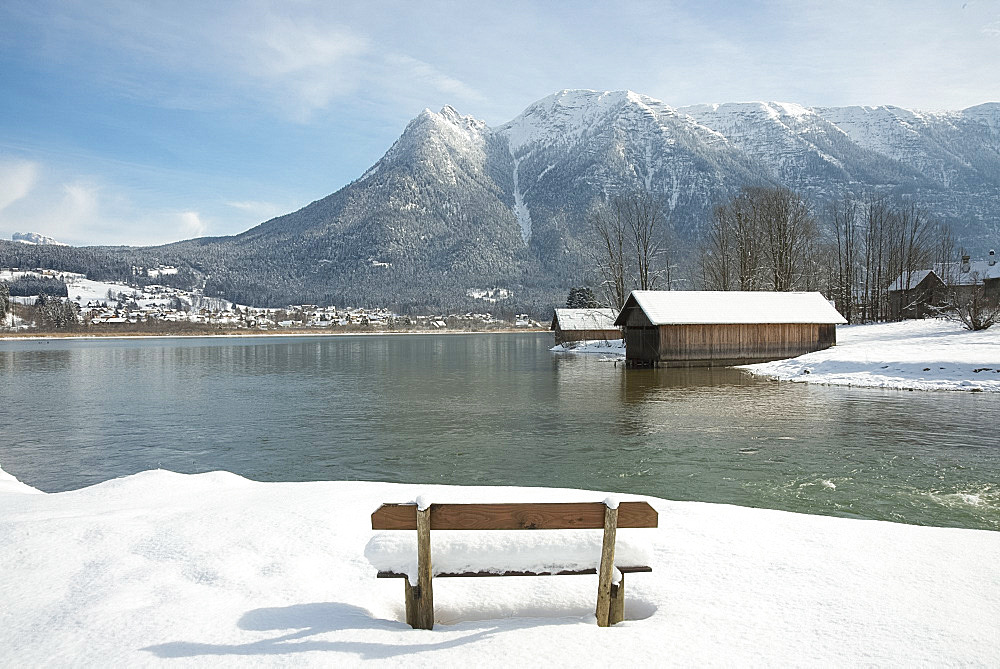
[{"left": 655, "top": 323, "right": 835, "bottom": 364}]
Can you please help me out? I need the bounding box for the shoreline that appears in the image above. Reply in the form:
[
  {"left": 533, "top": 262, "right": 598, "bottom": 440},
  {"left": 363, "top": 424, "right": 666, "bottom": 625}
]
[
  {"left": 741, "top": 320, "right": 1000, "bottom": 393},
  {"left": 0, "top": 328, "right": 551, "bottom": 342}
]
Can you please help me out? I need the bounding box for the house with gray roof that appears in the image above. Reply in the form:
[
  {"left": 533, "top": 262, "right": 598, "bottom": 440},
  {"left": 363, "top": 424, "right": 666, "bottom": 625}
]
[{"left": 888, "top": 251, "right": 999, "bottom": 319}]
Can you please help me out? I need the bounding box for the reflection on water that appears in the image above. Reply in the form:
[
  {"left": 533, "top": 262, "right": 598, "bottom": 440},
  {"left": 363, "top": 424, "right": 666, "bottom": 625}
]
[{"left": 1, "top": 333, "right": 997, "bottom": 531}]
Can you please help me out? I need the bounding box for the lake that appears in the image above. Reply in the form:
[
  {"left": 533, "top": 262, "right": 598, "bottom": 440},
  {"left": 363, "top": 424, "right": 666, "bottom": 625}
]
[{"left": 1, "top": 333, "right": 997, "bottom": 530}]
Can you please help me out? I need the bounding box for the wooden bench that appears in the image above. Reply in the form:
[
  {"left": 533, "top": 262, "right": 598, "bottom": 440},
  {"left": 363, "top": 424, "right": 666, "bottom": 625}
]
[{"left": 370, "top": 500, "right": 658, "bottom": 629}]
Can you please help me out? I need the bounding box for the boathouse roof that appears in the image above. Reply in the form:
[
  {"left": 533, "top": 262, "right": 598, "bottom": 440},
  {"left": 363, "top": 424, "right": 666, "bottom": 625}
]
[
  {"left": 613, "top": 291, "right": 847, "bottom": 326},
  {"left": 551, "top": 308, "right": 619, "bottom": 331}
]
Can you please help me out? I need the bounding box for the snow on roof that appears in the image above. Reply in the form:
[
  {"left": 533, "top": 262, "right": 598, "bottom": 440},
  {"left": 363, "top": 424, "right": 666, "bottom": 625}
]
[
  {"left": 889, "top": 260, "right": 1000, "bottom": 291},
  {"left": 616, "top": 291, "right": 847, "bottom": 326},
  {"left": 887, "top": 269, "right": 938, "bottom": 292},
  {"left": 553, "top": 308, "right": 619, "bottom": 331}
]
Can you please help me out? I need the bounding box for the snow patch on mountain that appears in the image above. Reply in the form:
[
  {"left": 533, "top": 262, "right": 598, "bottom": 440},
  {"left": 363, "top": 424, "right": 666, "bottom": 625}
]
[
  {"left": 815, "top": 105, "right": 937, "bottom": 161},
  {"left": 511, "top": 152, "right": 532, "bottom": 242},
  {"left": 500, "top": 89, "right": 642, "bottom": 153}
]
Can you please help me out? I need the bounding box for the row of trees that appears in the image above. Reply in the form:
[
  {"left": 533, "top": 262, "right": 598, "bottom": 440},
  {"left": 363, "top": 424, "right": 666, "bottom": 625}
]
[
  {"left": 697, "top": 186, "right": 957, "bottom": 323},
  {"left": 700, "top": 186, "right": 817, "bottom": 293},
  {"left": 6, "top": 275, "right": 69, "bottom": 297},
  {"left": 584, "top": 186, "right": 993, "bottom": 328},
  {"left": 826, "top": 195, "right": 944, "bottom": 322},
  {"left": 34, "top": 293, "right": 81, "bottom": 329}
]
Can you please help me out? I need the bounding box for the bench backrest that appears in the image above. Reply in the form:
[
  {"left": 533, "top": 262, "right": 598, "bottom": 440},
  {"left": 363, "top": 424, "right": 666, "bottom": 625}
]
[{"left": 371, "top": 501, "right": 658, "bottom": 530}]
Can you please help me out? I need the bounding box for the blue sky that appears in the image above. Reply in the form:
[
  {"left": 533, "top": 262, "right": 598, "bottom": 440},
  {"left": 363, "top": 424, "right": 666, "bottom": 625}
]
[{"left": 1, "top": 0, "right": 998, "bottom": 246}]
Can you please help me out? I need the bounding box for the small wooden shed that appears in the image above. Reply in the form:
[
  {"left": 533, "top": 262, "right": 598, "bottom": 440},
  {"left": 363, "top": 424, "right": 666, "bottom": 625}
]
[
  {"left": 614, "top": 291, "right": 846, "bottom": 367},
  {"left": 550, "top": 308, "right": 620, "bottom": 344}
]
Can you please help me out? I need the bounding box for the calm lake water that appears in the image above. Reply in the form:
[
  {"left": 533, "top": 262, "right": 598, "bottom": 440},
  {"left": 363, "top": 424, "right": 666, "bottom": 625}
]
[{"left": 1, "top": 333, "right": 998, "bottom": 531}]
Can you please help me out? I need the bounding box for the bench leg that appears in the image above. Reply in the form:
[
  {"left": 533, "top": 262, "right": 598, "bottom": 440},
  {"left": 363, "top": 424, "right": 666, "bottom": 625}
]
[
  {"left": 608, "top": 573, "right": 625, "bottom": 626},
  {"left": 402, "top": 506, "right": 435, "bottom": 630},
  {"left": 404, "top": 580, "right": 435, "bottom": 629},
  {"left": 404, "top": 580, "right": 416, "bottom": 627},
  {"left": 596, "top": 504, "right": 619, "bottom": 627}
]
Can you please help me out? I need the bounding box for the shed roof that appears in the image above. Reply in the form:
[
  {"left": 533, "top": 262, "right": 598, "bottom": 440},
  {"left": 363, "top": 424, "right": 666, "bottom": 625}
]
[
  {"left": 614, "top": 291, "right": 847, "bottom": 326},
  {"left": 552, "top": 308, "right": 619, "bottom": 331}
]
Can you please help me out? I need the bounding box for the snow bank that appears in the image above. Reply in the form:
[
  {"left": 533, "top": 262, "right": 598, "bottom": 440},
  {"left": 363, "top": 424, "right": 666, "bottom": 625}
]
[
  {"left": 550, "top": 338, "right": 625, "bottom": 358},
  {"left": 1, "top": 467, "right": 999, "bottom": 666},
  {"left": 365, "top": 530, "right": 651, "bottom": 580},
  {"left": 0, "top": 463, "right": 41, "bottom": 495},
  {"left": 743, "top": 319, "right": 1000, "bottom": 392}
]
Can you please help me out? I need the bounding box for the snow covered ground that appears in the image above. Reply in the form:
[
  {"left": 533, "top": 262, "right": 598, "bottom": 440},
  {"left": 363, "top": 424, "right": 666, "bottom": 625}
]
[
  {"left": 2, "top": 466, "right": 998, "bottom": 666},
  {"left": 743, "top": 319, "right": 1000, "bottom": 392}
]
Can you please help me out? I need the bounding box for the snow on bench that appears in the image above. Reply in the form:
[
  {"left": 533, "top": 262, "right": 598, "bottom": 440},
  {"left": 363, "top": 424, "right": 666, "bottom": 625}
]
[
  {"left": 367, "top": 499, "right": 658, "bottom": 629},
  {"left": 365, "top": 530, "right": 652, "bottom": 578}
]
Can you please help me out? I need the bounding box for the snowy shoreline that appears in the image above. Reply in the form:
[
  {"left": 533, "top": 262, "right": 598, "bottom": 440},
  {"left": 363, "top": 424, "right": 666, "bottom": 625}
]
[
  {"left": 549, "top": 338, "right": 626, "bottom": 357},
  {"left": 2, "top": 467, "right": 998, "bottom": 666},
  {"left": 742, "top": 319, "right": 1000, "bottom": 392},
  {"left": 553, "top": 320, "right": 1000, "bottom": 393}
]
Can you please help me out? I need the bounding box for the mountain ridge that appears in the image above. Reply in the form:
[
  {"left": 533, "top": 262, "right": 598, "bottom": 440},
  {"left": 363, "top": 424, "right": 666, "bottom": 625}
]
[{"left": 2, "top": 89, "right": 998, "bottom": 313}]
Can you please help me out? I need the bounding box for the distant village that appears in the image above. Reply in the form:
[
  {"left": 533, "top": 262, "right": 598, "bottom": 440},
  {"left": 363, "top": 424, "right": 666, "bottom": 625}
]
[{"left": 0, "top": 267, "right": 543, "bottom": 333}]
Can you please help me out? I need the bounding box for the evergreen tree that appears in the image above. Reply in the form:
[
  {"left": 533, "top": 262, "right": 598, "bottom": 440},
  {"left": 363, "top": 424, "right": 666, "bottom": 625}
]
[
  {"left": 566, "top": 286, "right": 599, "bottom": 308},
  {"left": 0, "top": 281, "right": 9, "bottom": 325}
]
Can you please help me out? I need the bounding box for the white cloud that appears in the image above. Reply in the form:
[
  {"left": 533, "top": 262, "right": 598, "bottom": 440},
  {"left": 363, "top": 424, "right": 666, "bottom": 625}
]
[
  {"left": 0, "top": 160, "right": 39, "bottom": 212},
  {"left": 242, "top": 15, "right": 371, "bottom": 120},
  {"left": 0, "top": 160, "right": 222, "bottom": 246},
  {"left": 384, "top": 54, "right": 486, "bottom": 103},
  {"left": 178, "top": 211, "right": 207, "bottom": 239},
  {"left": 59, "top": 182, "right": 100, "bottom": 223},
  {"left": 226, "top": 200, "right": 282, "bottom": 221}
]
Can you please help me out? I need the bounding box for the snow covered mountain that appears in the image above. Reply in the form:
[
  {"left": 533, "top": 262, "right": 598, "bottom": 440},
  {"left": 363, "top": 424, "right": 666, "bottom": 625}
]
[
  {"left": 3, "top": 90, "right": 999, "bottom": 311},
  {"left": 12, "top": 231, "right": 68, "bottom": 246}
]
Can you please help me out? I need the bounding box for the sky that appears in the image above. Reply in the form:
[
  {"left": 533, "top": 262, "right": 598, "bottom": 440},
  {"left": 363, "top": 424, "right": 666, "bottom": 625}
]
[{"left": 1, "top": 0, "right": 998, "bottom": 247}]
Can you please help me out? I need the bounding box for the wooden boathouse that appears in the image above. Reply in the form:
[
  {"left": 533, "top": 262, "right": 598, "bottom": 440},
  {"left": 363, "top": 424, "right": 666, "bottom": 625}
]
[
  {"left": 550, "top": 308, "right": 620, "bottom": 344},
  {"left": 614, "top": 291, "right": 846, "bottom": 367}
]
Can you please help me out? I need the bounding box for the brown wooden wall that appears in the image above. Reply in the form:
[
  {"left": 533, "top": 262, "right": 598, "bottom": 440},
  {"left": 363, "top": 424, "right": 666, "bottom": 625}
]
[{"left": 626, "top": 322, "right": 837, "bottom": 366}]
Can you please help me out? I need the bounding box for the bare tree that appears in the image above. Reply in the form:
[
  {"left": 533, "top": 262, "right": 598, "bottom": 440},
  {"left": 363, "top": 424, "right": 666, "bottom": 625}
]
[
  {"left": 757, "top": 186, "right": 815, "bottom": 291},
  {"left": 945, "top": 275, "right": 1000, "bottom": 331},
  {"left": 860, "top": 194, "right": 892, "bottom": 321},
  {"left": 889, "top": 201, "right": 934, "bottom": 299},
  {"left": 702, "top": 186, "right": 816, "bottom": 291},
  {"left": 588, "top": 193, "right": 669, "bottom": 308},
  {"left": 829, "top": 197, "right": 860, "bottom": 322},
  {"left": 627, "top": 192, "right": 668, "bottom": 292},
  {"left": 588, "top": 199, "right": 629, "bottom": 309},
  {"left": 702, "top": 203, "right": 734, "bottom": 290},
  {"left": 702, "top": 192, "right": 763, "bottom": 290},
  {"left": 934, "top": 223, "right": 958, "bottom": 286}
]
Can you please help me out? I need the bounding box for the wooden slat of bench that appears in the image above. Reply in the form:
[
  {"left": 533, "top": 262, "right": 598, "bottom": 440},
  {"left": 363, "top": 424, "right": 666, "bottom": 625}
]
[
  {"left": 371, "top": 501, "right": 658, "bottom": 530},
  {"left": 376, "top": 566, "right": 653, "bottom": 578}
]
